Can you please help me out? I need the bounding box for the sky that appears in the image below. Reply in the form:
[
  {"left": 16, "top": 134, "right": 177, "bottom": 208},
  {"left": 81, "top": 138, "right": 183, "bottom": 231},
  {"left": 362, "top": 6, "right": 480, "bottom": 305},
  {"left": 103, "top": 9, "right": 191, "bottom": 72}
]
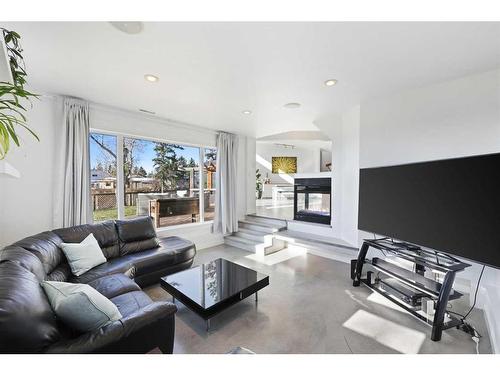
[{"left": 90, "top": 133, "right": 212, "bottom": 174}]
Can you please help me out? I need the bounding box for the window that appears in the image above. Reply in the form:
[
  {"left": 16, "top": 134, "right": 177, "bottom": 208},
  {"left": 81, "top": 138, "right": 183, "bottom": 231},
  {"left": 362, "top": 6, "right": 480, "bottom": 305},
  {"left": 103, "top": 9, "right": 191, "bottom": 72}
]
[
  {"left": 89, "top": 133, "right": 118, "bottom": 222},
  {"left": 123, "top": 137, "right": 201, "bottom": 227},
  {"left": 89, "top": 132, "right": 216, "bottom": 228},
  {"left": 203, "top": 148, "right": 217, "bottom": 221}
]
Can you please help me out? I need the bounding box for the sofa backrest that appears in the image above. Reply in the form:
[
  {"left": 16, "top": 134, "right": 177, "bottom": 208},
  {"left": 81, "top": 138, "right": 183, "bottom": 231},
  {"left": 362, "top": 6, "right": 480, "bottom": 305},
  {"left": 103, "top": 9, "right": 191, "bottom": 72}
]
[
  {"left": 115, "top": 216, "right": 159, "bottom": 256},
  {"left": 12, "top": 231, "right": 67, "bottom": 281},
  {"left": 0, "top": 261, "right": 61, "bottom": 353},
  {"left": 0, "top": 245, "right": 46, "bottom": 281},
  {"left": 53, "top": 221, "right": 120, "bottom": 260}
]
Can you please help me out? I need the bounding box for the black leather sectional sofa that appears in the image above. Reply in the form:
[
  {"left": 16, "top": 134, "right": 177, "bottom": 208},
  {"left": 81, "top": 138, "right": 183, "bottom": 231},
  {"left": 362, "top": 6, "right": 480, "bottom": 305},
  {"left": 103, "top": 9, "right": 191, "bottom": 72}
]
[{"left": 0, "top": 217, "right": 196, "bottom": 354}]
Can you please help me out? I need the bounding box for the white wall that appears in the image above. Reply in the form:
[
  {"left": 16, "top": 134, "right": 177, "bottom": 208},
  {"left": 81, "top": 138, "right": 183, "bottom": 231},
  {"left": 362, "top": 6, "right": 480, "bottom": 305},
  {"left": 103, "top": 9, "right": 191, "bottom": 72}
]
[
  {"left": 360, "top": 69, "right": 500, "bottom": 168},
  {"left": 313, "top": 107, "right": 360, "bottom": 245},
  {"left": 255, "top": 142, "right": 322, "bottom": 184},
  {"left": 338, "top": 107, "right": 360, "bottom": 245},
  {"left": 359, "top": 68, "right": 500, "bottom": 352},
  {"left": 0, "top": 96, "right": 59, "bottom": 246},
  {"left": 1, "top": 98, "right": 253, "bottom": 250}
]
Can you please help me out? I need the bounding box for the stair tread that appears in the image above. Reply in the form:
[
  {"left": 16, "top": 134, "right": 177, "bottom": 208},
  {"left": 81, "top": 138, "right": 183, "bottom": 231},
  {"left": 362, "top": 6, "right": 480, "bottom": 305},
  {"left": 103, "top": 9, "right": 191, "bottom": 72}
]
[
  {"left": 234, "top": 232, "right": 270, "bottom": 241},
  {"left": 225, "top": 235, "right": 261, "bottom": 245},
  {"left": 246, "top": 214, "right": 287, "bottom": 224},
  {"left": 238, "top": 227, "right": 273, "bottom": 236},
  {"left": 239, "top": 220, "right": 285, "bottom": 230}
]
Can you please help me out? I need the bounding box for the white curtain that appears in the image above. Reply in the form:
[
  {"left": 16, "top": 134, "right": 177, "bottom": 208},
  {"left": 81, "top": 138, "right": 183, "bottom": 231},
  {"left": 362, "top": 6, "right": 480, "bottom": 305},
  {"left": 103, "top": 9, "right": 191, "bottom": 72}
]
[
  {"left": 213, "top": 131, "right": 239, "bottom": 234},
  {"left": 53, "top": 98, "right": 92, "bottom": 227}
]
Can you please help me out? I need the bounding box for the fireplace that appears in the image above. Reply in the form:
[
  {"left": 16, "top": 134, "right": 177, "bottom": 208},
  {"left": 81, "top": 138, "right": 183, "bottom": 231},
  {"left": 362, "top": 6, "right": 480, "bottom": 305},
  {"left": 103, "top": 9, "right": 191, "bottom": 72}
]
[{"left": 293, "top": 177, "right": 331, "bottom": 225}]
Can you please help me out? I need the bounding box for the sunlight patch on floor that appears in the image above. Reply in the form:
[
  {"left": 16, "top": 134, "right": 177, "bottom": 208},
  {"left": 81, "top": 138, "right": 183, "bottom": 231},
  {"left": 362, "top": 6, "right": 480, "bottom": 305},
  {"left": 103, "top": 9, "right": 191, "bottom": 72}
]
[
  {"left": 343, "top": 309, "right": 426, "bottom": 354},
  {"left": 244, "top": 247, "right": 307, "bottom": 266}
]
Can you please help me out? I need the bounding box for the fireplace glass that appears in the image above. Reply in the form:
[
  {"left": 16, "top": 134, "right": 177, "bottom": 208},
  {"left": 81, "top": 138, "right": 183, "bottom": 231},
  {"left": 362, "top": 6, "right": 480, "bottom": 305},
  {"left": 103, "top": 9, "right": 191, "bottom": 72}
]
[{"left": 293, "top": 178, "right": 331, "bottom": 225}]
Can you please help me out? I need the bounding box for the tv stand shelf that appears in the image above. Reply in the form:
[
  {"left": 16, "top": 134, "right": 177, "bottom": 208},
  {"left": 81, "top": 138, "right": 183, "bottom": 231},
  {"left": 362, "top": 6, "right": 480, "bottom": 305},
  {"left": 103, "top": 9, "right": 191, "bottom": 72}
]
[
  {"left": 368, "top": 258, "right": 463, "bottom": 300},
  {"left": 351, "top": 239, "right": 470, "bottom": 341}
]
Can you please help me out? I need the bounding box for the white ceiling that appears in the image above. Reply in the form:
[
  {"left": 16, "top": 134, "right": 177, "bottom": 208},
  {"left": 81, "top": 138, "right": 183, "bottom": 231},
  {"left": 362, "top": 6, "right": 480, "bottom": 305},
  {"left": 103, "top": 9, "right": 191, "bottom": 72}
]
[{"left": 3, "top": 22, "right": 500, "bottom": 138}]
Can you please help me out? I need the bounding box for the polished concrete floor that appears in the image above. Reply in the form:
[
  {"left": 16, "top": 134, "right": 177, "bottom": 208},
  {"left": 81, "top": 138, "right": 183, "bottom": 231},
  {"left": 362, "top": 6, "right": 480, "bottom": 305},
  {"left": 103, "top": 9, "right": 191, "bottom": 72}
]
[{"left": 144, "top": 245, "right": 492, "bottom": 354}]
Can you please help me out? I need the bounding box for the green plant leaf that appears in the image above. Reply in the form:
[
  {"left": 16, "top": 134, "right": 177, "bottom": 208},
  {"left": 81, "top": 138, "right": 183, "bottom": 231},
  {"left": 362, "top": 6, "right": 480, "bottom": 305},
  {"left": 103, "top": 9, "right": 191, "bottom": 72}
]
[{"left": 0, "top": 27, "right": 39, "bottom": 157}]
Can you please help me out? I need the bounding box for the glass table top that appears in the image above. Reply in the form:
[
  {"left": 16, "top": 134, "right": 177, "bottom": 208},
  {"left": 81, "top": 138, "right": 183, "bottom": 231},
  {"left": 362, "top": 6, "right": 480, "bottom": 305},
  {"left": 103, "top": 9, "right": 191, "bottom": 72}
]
[{"left": 162, "top": 258, "right": 268, "bottom": 309}]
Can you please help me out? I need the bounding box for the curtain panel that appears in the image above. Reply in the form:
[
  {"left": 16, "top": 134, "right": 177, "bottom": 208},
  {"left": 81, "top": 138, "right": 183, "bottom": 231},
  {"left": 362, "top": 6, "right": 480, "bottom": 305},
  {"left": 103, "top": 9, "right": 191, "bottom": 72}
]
[
  {"left": 213, "top": 131, "right": 239, "bottom": 235},
  {"left": 53, "top": 97, "right": 92, "bottom": 227}
]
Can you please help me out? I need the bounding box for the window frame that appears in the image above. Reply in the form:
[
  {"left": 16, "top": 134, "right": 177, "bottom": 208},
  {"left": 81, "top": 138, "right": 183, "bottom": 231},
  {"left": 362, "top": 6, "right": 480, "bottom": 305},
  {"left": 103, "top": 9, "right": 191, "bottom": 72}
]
[{"left": 89, "top": 128, "right": 216, "bottom": 229}]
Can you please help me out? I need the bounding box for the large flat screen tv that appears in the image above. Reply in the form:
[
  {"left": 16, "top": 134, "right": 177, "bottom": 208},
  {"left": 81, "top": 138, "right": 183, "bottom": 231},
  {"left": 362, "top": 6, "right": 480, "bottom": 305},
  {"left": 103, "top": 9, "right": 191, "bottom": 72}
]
[{"left": 358, "top": 152, "right": 500, "bottom": 268}]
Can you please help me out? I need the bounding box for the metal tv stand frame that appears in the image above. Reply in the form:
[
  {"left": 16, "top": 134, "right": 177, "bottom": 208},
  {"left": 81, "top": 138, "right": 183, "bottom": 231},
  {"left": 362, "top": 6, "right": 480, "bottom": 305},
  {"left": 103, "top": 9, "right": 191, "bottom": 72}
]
[{"left": 351, "top": 238, "right": 470, "bottom": 341}]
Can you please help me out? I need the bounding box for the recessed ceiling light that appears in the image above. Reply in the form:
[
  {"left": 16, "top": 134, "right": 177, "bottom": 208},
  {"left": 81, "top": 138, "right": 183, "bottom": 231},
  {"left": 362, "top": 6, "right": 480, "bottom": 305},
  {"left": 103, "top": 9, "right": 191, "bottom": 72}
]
[
  {"left": 242, "top": 110, "right": 252, "bottom": 115},
  {"left": 324, "top": 79, "right": 338, "bottom": 87},
  {"left": 284, "top": 102, "right": 301, "bottom": 109},
  {"left": 110, "top": 22, "right": 144, "bottom": 35},
  {"left": 144, "top": 74, "right": 159, "bottom": 83}
]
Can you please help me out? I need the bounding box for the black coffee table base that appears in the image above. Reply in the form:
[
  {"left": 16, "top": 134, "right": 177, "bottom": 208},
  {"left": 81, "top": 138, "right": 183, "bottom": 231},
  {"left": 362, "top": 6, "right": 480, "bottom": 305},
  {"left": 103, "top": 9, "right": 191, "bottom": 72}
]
[
  {"left": 161, "top": 259, "right": 269, "bottom": 332},
  {"left": 172, "top": 289, "right": 262, "bottom": 331}
]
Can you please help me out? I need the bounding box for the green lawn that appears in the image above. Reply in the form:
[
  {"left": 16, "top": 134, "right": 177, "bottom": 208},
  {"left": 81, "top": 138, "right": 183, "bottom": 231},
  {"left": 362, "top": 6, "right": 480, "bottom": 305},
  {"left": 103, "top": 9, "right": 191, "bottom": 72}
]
[{"left": 93, "top": 206, "right": 137, "bottom": 221}]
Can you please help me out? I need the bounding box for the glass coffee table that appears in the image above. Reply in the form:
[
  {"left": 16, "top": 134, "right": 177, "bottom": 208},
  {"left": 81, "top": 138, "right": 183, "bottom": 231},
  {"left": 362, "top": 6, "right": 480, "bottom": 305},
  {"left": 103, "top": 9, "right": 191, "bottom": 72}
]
[{"left": 160, "top": 258, "right": 269, "bottom": 331}]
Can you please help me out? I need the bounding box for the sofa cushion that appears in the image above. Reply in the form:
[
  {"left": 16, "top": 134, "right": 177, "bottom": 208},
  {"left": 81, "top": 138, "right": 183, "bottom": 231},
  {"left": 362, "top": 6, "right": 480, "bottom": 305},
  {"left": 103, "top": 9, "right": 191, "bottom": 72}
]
[
  {"left": 0, "top": 261, "right": 60, "bottom": 353},
  {"left": 53, "top": 221, "right": 120, "bottom": 260},
  {"left": 69, "top": 257, "right": 135, "bottom": 285},
  {"left": 0, "top": 245, "right": 46, "bottom": 281},
  {"left": 115, "top": 217, "right": 159, "bottom": 256},
  {"left": 41, "top": 281, "right": 122, "bottom": 332},
  {"left": 87, "top": 273, "right": 141, "bottom": 299},
  {"left": 60, "top": 233, "right": 107, "bottom": 276},
  {"left": 110, "top": 290, "right": 153, "bottom": 317},
  {"left": 123, "top": 236, "right": 196, "bottom": 277},
  {"left": 12, "top": 231, "right": 64, "bottom": 276}
]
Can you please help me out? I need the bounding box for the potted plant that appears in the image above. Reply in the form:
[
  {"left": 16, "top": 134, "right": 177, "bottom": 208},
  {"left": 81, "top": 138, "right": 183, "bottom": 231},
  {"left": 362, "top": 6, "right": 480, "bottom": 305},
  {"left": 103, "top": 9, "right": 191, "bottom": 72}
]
[
  {"left": 256, "top": 169, "right": 263, "bottom": 199},
  {"left": 0, "top": 28, "right": 38, "bottom": 160}
]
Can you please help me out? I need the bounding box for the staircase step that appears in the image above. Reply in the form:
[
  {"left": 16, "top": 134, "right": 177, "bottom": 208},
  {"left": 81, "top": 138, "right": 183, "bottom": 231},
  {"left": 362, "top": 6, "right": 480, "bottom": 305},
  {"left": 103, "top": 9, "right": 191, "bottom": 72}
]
[
  {"left": 224, "top": 234, "right": 287, "bottom": 256},
  {"left": 245, "top": 214, "right": 288, "bottom": 228},
  {"left": 274, "top": 230, "right": 358, "bottom": 264},
  {"left": 234, "top": 230, "right": 273, "bottom": 245},
  {"left": 224, "top": 235, "right": 266, "bottom": 253},
  {"left": 238, "top": 220, "right": 284, "bottom": 233},
  {"left": 263, "top": 239, "right": 287, "bottom": 255},
  {"left": 238, "top": 226, "right": 271, "bottom": 236}
]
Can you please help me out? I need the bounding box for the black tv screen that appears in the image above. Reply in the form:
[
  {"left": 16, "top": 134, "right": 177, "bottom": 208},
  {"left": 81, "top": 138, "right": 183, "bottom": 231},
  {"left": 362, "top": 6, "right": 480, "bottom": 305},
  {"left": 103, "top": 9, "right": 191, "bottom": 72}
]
[{"left": 358, "top": 152, "right": 500, "bottom": 268}]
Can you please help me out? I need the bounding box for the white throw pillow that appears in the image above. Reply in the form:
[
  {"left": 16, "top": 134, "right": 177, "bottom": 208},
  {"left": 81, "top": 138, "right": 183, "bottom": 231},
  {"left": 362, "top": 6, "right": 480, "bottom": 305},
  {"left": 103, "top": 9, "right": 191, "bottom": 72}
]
[
  {"left": 41, "top": 281, "right": 122, "bottom": 332},
  {"left": 60, "top": 233, "right": 107, "bottom": 276}
]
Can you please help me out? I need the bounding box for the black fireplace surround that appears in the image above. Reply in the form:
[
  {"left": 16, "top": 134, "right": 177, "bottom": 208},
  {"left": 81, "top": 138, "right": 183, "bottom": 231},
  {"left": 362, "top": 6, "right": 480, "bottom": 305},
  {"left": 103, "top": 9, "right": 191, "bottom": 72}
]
[{"left": 293, "top": 177, "right": 332, "bottom": 225}]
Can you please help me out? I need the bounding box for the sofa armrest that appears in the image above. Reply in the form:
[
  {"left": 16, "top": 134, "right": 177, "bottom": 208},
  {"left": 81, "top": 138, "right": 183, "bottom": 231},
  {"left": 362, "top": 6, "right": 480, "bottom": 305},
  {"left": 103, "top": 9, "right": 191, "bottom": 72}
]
[{"left": 45, "top": 301, "right": 177, "bottom": 354}]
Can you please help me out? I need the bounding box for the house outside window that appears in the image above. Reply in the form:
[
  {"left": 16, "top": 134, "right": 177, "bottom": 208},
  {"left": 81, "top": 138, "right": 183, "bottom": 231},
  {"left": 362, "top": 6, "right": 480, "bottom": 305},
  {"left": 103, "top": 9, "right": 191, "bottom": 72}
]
[
  {"left": 89, "top": 132, "right": 217, "bottom": 228},
  {"left": 89, "top": 133, "right": 118, "bottom": 221}
]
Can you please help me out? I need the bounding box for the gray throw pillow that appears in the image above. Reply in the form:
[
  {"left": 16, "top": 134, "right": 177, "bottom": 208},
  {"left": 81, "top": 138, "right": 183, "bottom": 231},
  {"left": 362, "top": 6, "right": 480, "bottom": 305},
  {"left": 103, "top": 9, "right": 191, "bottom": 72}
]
[
  {"left": 60, "top": 233, "right": 107, "bottom": 276},
  {"left": 41, "top": 281, "right": 122, "bottom": 332}
]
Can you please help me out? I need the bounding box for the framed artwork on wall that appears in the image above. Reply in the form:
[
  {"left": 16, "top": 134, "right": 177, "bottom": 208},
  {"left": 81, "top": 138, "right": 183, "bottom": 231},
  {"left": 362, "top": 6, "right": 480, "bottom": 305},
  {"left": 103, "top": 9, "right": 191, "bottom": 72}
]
[{"left": 272, "top": 156, "right": 297, "bottom": 174}]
